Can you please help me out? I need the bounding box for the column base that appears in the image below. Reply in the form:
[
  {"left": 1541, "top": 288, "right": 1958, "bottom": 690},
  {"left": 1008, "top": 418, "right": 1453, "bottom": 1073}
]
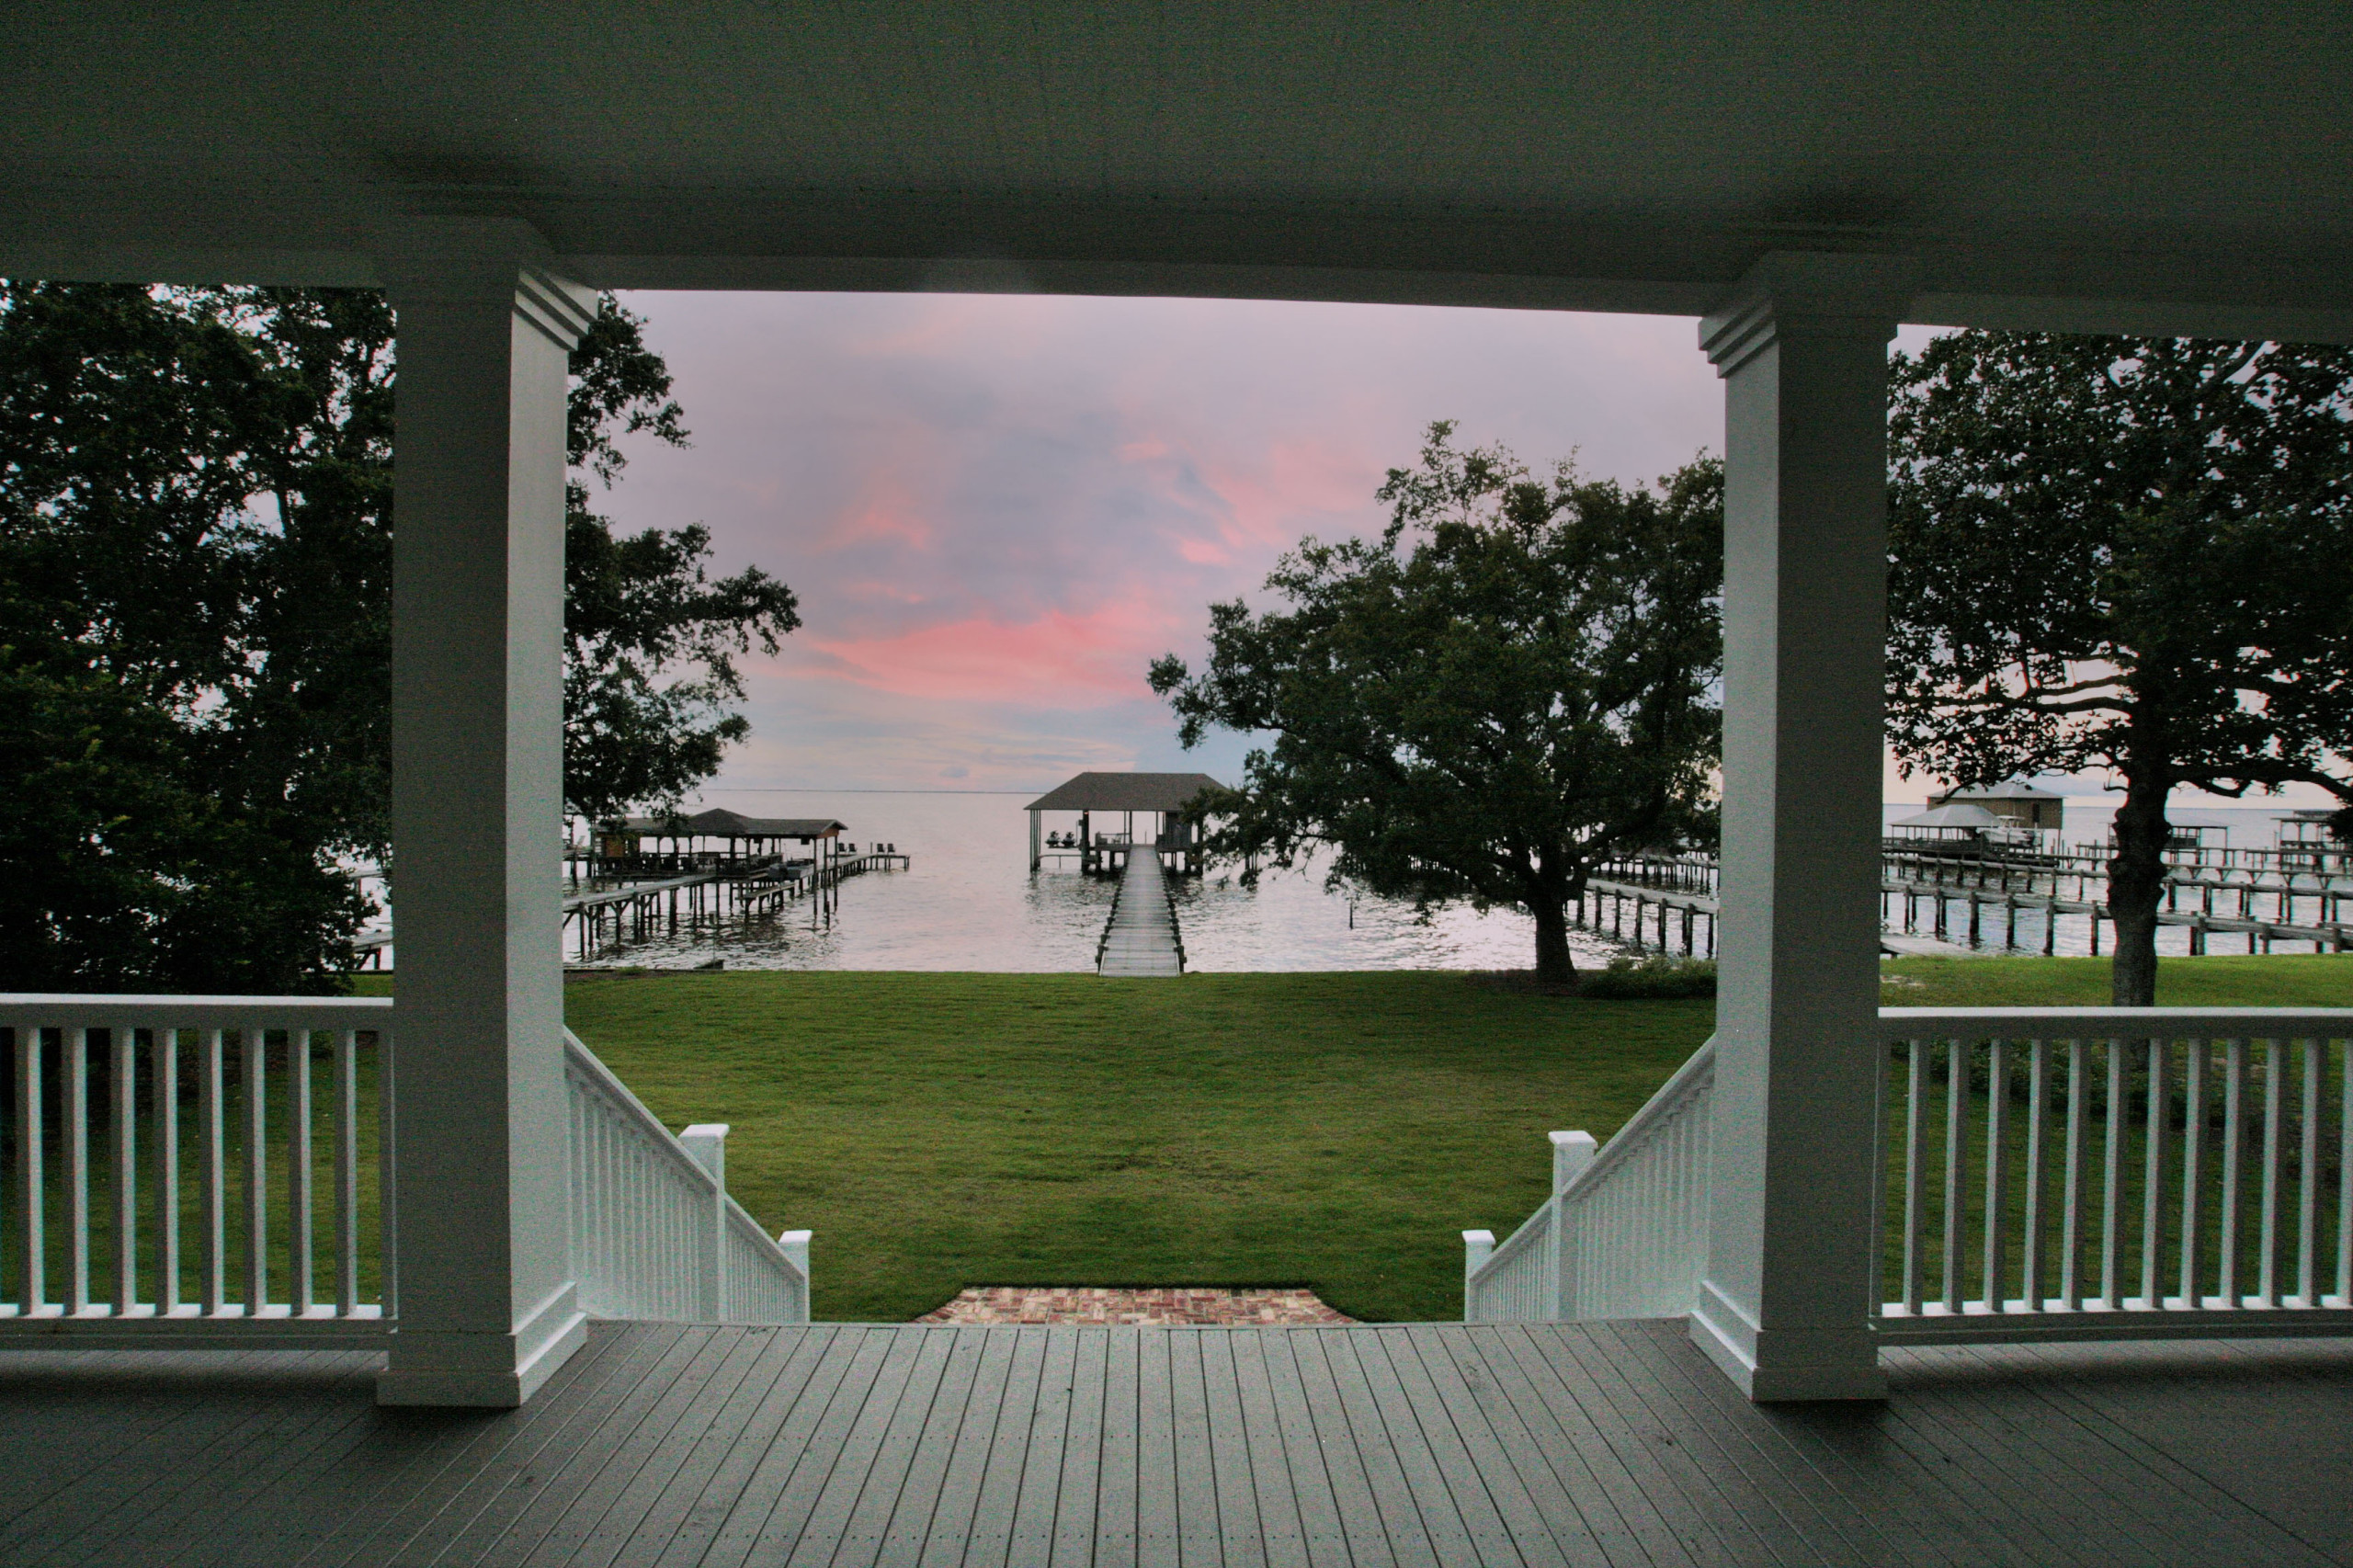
[
  {"left": 1691, "top": 1280, "right": 1886, "bottom": 1403},
  {"left": 376, "top": 1283, "right": 587, "bottom": 1408}
]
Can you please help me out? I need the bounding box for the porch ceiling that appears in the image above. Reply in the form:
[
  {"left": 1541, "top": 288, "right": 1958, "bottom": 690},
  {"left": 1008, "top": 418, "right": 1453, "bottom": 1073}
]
[{"left": 5, "top": 3, "right": 2351, "bottom": 336}]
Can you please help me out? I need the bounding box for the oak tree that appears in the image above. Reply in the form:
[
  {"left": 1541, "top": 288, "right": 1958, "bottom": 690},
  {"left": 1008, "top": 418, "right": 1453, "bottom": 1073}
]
[
  {"left": 1152, "top": 423, "right": 1722, "bottom": 984},
  {"left": 1886, "top": 331, "right": 2353, "bottom": 1005}
]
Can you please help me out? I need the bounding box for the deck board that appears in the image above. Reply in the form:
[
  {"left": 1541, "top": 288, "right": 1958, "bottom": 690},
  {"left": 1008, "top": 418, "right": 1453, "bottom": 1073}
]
[{"left": 0, "top": 1321, "right": 2347, "bottom": 1567}]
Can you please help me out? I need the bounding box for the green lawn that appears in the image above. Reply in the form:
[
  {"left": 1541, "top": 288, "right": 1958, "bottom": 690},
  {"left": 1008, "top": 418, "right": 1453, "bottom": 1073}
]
[
  {"left": 562, "top": 971, "right": 1709, "bottom": 1324},
  {"left": 23, "top": 956, "right": 2337, "bottom": 1324},
  {"left": 549, "top": 953, "right": 2351, "bottom": 1324},
  {"left": 1880, "top": 951, "right": 2353, "bottom": 1009}
]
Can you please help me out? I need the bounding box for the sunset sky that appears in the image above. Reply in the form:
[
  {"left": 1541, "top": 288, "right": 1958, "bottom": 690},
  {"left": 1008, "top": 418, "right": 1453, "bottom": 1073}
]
[{"left": 589, "top": 293, "right": 2305, "bottom": 811}]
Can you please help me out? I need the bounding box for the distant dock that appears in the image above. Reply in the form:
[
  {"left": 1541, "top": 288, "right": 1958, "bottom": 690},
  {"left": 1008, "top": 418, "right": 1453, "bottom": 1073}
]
[{"left": 1579, "top": 846, "right": 2352, "bottom": 960}]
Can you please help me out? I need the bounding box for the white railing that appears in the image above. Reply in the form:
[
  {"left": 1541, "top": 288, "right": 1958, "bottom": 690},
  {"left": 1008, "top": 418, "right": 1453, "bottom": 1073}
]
[
  {"left": 563, "top": 1029, "right": 809, "bottom": 1325},
  {"left": 2, "top": 997, "right": 808, "bottom": 1346},
  {"left": 1465, "top": 1036, "right": 1715, "bottom": 1323},
  {"left": 1876, "top": 1008, "right": 2353, "bottom": 1342},
  {"left": 1, "top": 996, "right": 394, "bottom": 1347}
]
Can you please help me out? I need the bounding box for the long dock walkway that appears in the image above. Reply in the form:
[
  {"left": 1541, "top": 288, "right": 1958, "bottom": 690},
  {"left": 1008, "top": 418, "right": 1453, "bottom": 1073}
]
[{"left": 1097, "top": 848, "right": 1186, "bottom": 977}]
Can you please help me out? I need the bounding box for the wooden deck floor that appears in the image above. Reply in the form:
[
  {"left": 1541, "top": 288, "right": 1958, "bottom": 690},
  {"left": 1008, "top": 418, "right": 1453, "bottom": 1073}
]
[{"left": 1, "top": 1320, "right": 2347, "bottom": 1567}]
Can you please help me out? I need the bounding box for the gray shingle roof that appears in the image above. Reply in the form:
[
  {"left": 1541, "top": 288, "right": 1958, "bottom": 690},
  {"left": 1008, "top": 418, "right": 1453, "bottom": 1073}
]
[
  {"left": 1023, "top": 772, "right": 1226, "bottom": 813},
  {"left": 618, "top": 808, "right": 844, "bottom": 839}
]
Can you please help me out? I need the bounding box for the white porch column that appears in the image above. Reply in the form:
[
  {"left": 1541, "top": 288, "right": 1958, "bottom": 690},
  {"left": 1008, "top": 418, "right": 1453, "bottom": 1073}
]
[
  {"left": 1693, "top": 252, "right": 1915, "bottom": 1402},
  {"left": 376, "top": 220, "right": 595, "bottom": 1407}
]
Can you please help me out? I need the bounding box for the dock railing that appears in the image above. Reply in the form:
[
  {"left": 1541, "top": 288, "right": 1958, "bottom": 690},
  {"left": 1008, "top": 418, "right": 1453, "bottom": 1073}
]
[
  {"left": 0, "top": 996, "right": 809, "bottom": 1344},
  {"left": 1465, "top": 1007, "right": 2353, "bottom": 1345}
]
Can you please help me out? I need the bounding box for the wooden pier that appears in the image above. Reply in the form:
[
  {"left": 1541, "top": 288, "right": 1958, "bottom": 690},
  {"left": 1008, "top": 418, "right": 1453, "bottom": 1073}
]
[
  {"left": 566, "top": 849, "right": 911, "bottom": 961},
  {"left": 347, "top": 849, "right": 914, "bottom": 967},
  {"left": 1573, "top": 846, "right": 2352, "bottom": 960},
  {"left": 1097, "top": 846, "right": 1187, "bottom": 977}
]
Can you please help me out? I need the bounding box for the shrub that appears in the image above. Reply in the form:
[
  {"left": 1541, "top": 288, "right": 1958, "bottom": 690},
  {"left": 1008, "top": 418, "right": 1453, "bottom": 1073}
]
[{"left": 1580, "top": 956, "right": 1717, "bottom": 999}]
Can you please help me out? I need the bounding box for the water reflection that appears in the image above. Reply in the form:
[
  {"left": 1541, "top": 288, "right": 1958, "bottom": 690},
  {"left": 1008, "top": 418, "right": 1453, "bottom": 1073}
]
[{"left": 581, "top": 789, "right": 1626, "bottom": 972}]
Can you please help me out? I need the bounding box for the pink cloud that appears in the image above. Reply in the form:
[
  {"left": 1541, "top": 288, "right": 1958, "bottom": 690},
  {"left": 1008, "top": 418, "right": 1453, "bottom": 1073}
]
[
  {"left": 800, "top": 597, "right": 1183, "bottom": 706},
  {"left": 819, "top": 467, "right": 935, "bottom": 552}
]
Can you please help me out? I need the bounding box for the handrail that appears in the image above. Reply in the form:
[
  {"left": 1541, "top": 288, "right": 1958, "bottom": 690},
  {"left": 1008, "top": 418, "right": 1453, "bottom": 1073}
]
[
  {"left": 1465, "top": 1035, "right": 1715, "bottom": 1324},
  {"left": 1881, "top": 1006, "right": 2353, "bottom": 1038},
  {"left": 563, "top": 1028, "right": 810, "bottom": 1324},
  {"left": 1874, "top": 1006, "right": 2352, "bottom": 1343},
  {"left": 0, "top": 996, "right": 807, "bottom": 1347},
  {"left": 563, "top": 1027, "right": 726, "bottom": 1192},
  {"left": 2, "top": 995, "right": 395, "bottom": 1346},
  {"left": 1562, "top": 1033, "right": 1717, "bottom": 1200}
]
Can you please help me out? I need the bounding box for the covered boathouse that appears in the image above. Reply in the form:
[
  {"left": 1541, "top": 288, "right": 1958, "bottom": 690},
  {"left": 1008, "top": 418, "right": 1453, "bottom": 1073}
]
[
  {"left": 607, "top": 807, "right": 847, "bottom": 867},
  {"left": 5, "top": 6, "right": 2352, "bottom": 1562},
  {"left": 1025, "top": 770, "right": 1223, "bottom": 875}
]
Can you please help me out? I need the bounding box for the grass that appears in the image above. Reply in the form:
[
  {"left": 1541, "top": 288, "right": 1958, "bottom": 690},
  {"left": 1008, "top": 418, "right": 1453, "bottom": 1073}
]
[
  {"left": 297, "top": 955, "right": 2353, "bottom": 1324},
  {"left": 562, "top": 971, "right": 1711, "bottom": 1324},
  {"left": 1880, "top": 951, "right": 2353, "bottom": 1008},
  {"left": 552, "top": 953, "right": 2350, "bottom": 1324}
]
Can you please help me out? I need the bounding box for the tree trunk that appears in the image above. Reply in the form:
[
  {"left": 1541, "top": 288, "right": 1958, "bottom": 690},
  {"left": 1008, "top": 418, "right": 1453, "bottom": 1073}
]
[
  {"left": 2108, "top": 772, "right": 2172, "bottom": 1006},
  {"left": 1533, "top": 898, "right": 1577, "bottom": 985}
]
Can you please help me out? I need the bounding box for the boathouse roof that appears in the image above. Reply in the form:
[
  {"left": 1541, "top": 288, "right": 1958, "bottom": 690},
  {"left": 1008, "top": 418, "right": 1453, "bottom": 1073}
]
[
  {"left": 619, "top": 808, "right": 845, "bottom": 839},
  {"left": 1893, "top": 802, "right": 2005, "bottom": 830},
  {"left": 1932, "top": 780, "right": 2066, "bottom": 803},
  {"left": 1024, "top": 772, "right": 1225, "bottom": 814}
]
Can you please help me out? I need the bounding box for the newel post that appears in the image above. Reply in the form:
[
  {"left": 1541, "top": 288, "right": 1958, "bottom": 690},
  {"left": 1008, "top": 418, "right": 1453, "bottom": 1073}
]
[
  {"left": 1549, "top": 1130, "right": 1597, "bottom": 1319},
  {"left": 375, "top": 218, "right": 595, "bottom": 1407},
  {"left": 681, "top": 1123, "right": 730, "bottom": 1322},
  {"left": 1694, "top": 251, "right": 1915, "bottom": 1402},
  {"left": 1461, "top": 1229, "right": 1495, "bottom": 1322}
]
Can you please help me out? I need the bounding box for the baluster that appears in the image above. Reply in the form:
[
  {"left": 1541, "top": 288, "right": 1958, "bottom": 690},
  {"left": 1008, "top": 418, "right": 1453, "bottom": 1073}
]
[
  {"left": 2298, "top": 1037, "right": 2320, "bottom": 1307},
  {"left": 2220, "top": 1040, "right": 2245, "bottom": 1308},
  {"left": 2340, "top": 1033, "right": 2352, "bottom": 1306},
  {"left": 2063, "top": 1040, "right": 2087, "bottom": 1309},
  {"left": 2023, "top": 1041, "right": 2048, "bottom": 1310},
  {"left": 290, "top": 1030, "right": 313, "bottom": 1314},
  {"left": 1984, "top": 1039, "right": 2008, "bottom": 1312},
  {"left": 2179, "top": 1040, "right": 2206, "bottom": 1308},
  {"left": 153, "top": 1028, "right": 179, "bottom": 1313},
  {"left": 2100, "top": 1037, "right": 2125, "bottom": 1309},
  {"left": 1943, "top": 1038, "right": 1965, "bottom": 1313},
  {"left": 375, "top": 1029, "right": 396, "bottom": 1317},
  {"left": 2258, "top": 1039, "right": 2283, "bottom": 1308},
  {"left": 243, "top": 1028, "right": 267, "bottom": 1314},
  {"left": 1903, "top": 1040, "right": 1926, "bottom": 1315},
  {"left": 335, "top": 1030, "right": 358, "bottom": 1315},
  {"left": 67, "top": 1028, "right": 90, "bottom": 1313},
  {"left": 112, "top": 1026, "right": 137, "bottom": 1315},
  {"left": 15, "top": 1023, "right": 45, "bottom": 1313},
  {"left": 2141, "top": 1037, "right": 2166, "bottom": 1310},
  {"left": 199, "top": 1029, "right": 224, "bottom": 1313}
]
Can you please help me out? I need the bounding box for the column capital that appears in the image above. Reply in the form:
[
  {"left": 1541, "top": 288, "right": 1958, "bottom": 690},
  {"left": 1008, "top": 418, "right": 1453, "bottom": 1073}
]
[
  {"left": 1699, "top": 252, "right": 1919, "bottom": 376},
  {"left": 374, "top": 215, "right": 597, "bottom": 350}
]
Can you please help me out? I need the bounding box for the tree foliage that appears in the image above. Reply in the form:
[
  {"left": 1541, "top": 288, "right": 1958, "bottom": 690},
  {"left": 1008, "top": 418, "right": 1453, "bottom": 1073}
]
[
  {"left": 1151, "top": 423, "right": 1722, "bottom": 983},
  {"left": 0, "top": 280, "right": 797, "bottom": 990},
  {"left": 1886, "top": 331, "right": 2353, "bottom": 1004},
  {"left": 561, "top": 301, "right": 798, "bottom": 822}
]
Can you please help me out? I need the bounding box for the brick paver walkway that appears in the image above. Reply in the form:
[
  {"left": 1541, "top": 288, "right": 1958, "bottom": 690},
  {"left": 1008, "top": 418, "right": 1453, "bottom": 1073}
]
[{"left": 914, "top": 1286, "right": 1356, "bottom": 1325}]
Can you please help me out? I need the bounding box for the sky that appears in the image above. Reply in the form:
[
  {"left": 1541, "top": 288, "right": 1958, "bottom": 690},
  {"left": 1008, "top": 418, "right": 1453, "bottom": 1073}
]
[{"left": 592, "top": 292, "right": 2319, "bottom": 810}]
